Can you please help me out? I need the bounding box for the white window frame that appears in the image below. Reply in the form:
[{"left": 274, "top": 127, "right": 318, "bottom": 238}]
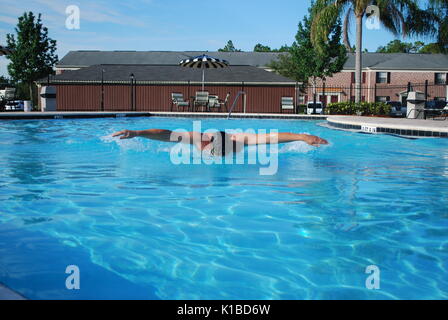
[
  {"left": 435, "top": 73, "right": 447, "bottom": 85},
  {"left": 376, "top": 72, "right": 388, "bottom": 84}
]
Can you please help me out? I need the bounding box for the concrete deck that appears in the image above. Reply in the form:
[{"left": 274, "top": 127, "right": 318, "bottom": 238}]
[
  {"left": 0, "top": 111, "right": 152, "bottom": 120},
  {"left": 0, "top": 283, "right": 26, "bottom": 300},
  {"left": 0, "top": 111, "right": 327, "bottom": 120},
  {"left": 148, "top": 111, "right": 327, "bottom": 119},
  {"left": 1, "top": 111, "right": 447, "bottom": 137},
  {"left": 327, "top": 116, "right": 448, "bottom": 137}
]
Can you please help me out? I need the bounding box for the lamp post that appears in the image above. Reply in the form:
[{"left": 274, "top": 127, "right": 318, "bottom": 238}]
[{"left": 130, "top": 73, "right": 135, "bottom": 111}]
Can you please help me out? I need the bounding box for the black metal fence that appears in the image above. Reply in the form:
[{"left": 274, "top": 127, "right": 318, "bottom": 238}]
[{"left": 298, "top": 81, "right": 447, "bottom": 106}]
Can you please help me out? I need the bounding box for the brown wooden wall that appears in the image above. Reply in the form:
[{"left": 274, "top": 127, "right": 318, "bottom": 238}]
[
  {"left": 55, "top": 84, "right": 296, "bottom": 113},
  {"left": 56, "top": 85, "right": 101, "bottom": 111}
]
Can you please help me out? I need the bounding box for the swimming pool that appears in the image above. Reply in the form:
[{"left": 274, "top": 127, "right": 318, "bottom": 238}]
[{"left": 0, "top": 117, "right": 447, "bottom": 299}]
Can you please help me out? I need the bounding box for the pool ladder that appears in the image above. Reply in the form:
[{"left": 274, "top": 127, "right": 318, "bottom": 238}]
[{"left": 227, "top": 91, "right": 246, "bottom": 119}]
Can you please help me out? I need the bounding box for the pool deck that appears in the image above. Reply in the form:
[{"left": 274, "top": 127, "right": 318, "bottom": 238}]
[
  {"left": 0, "top": 283, "right": 26, "bottom": 300},
  {"left": 327, "top": 116, "right": 448, "bottom": 137},
  {"left": 0, "top": 111, "right": 447, "bottom": 137},
  {"left": 0, "top": 111, "right": 326, "bottom": 120}
]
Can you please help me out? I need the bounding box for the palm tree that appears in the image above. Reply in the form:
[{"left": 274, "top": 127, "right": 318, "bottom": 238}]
[
  {"left": 311, "top": 0, "right": 424, "bottom": 104},
  {"left": 428, "top": 0, "right": 448, "bottom": 51}
]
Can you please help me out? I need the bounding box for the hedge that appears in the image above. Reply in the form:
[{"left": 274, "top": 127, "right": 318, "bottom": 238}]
[{"left": 325, "top": 102, "right": 391, "bottom": 116}]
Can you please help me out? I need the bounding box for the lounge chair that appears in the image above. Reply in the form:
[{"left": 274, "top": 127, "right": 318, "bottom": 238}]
[
  {"left": 281, "top": 97, "right": 295, "bottom": 113},
  {"left": 194, "top": 91, "right": 209, "bottom": 112},
  {"left": 170, "top": 93, "right": 190, "bottom": 112}
]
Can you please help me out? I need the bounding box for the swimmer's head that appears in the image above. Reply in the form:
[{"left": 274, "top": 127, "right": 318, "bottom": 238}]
[{"left": 203, "top": 131, "right": 236, "bottom": 157}]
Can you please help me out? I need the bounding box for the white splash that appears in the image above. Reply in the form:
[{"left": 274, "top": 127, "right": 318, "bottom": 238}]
[
  {"left": 278, "top": 141, "right": 315, "bottom": 154},
  {"left": 100, "top": 134, "right": 151, "bottom": 152}
]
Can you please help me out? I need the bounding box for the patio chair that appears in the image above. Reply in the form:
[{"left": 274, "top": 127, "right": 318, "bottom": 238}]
[
  {"left": 170, "top": 93, "right": 190, "bottom": 112},
  {"left": 207, "top": 95, "right": 219, "bottom": 112},
  {"left": 194, "top": 91, "right": 209, "bottom": 112},
  {"left": 212, "top": 93, "right": 230, "bottom": 112},
  {"left": 281, "top": 97, "right": 295, "bottom": 113},
  {"left": 424, "top": 100, "right": 448, "bottom": 120}
]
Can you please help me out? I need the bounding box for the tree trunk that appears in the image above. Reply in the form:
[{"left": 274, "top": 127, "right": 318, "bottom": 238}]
[
  {"left": 355, "top": 14, "right": 363, "bottom": 104},
  {"left": 28, "top": 82, "right": 33, "bottom": 107},
  {"left": 343, "top": 12, "right": 353, "bottom": 52}
]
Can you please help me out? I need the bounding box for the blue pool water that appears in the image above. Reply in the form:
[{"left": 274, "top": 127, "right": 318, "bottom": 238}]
[{"left": 0, "top": 117, "right": 447, "bottom": 300}]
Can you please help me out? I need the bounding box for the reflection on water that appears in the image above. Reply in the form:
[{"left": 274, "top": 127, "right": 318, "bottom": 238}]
[{"left": 0, "top": 118, "right": 447, "bottom": 299}]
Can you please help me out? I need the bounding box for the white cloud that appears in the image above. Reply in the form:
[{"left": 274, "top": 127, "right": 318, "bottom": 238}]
[
  {"left": 33, "top": 0, "right": 148, "bottom": 27},
  {"left": 0, "top": 15, "right": 18, "bottom": 25}
]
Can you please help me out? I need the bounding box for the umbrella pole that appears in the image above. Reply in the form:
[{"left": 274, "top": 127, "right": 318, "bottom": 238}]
[{"left": 202, "top": 67, "right": 205, "bottom": 91}]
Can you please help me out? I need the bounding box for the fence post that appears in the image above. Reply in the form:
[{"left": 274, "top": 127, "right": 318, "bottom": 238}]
[
  {"left": 322, "top": 82, "right": 326, "bottom": 110},
  {"left": 101, "top": 69, "right": 104, "bottom": 111},
  {"left": 242, "top": 81, "right": 245, "bottom": 113},
  {"left": 374, "top": 83, "right": 377, "bottom": 103},
  {"left": 349, "top": 83, "right": 352, "bottom": 102},
  {"left": 130, "top": 73, "right": 135, "bottom": 111},
  {"left": 294, "top": 82, "right": 298, "bottom": 114},
  {"left": 424, "top": 80, "right": 428, "bottom": 102}
]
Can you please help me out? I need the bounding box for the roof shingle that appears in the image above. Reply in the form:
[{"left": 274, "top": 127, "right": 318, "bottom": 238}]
[
  {"left": 56, "top": 51, "right": 285, "bottom": 68},
  {"left": 45, "top": 64, "right": 296, "bottom": 84}
]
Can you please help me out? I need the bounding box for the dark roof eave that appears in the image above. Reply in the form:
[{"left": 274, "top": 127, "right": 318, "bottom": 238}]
[{"left": 36, "top": 80, "right": 298, "bottom": 86}]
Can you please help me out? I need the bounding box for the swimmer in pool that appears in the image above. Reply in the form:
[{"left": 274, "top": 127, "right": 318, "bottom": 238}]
[{"left": 112, "top": 129, "right": 328, "bottom": 156}]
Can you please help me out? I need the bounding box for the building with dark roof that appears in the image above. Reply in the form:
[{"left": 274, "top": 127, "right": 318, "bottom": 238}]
[
  {"left": 50, "top": 64, "right": 295, "bottom": 84},
  {"left": 56, "top": 51, "right": 448, "bottom": 72},
  {"left": 42, "top": 58, "right": 298, "bottom": 113},
  {"left": 305, "top": 53, "right": 448, "bottom": 105},
  {"left": 41, "top": 50, "right": 448, "bottom": 112},
  {"left": 343, "top": 53, "right": 448, "bottom": 71},
  {"left": 55, "top": 51, "right": 285, "bottom": 73}
]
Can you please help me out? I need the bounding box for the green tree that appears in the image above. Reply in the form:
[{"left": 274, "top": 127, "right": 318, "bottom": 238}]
[
  {"left": 273, "top": 45, "right": 291, "bottom": 52},
  {"left": 311, "top": 0, "right": 429, "bottom": 104},
  {"left": 269, "top": 1, "right": 347, "bottom": 86},
  {"left": 6, "top": 12, "right": 58, "bottom": 104},
  {"left": 254, "top": 43, "right": 272, "bottom": 52},
  {"left": 218, "top": 40, "right": 241, "bottom": 52},
  {"left": 376, "top": 40, "right": 425, "bottom": 53},
  {"left": 419, "top": 42, "right": 446, "bottom": 53},
  {"left": 253, "top": 44, "right": 290, "bottom": 52},
  {"left": 428, "top": 0, "right": 448, "bottom": 52}
]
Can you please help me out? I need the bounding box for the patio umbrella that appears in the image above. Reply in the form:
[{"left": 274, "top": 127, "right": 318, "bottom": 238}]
[{"left": 179, "top": 54, "right": 229, "bottom": 91}]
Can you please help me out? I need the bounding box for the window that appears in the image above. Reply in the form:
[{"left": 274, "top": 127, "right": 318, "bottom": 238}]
[
  {"left": 376, "top": 72, "right": 389, "bottom": 84},
  {"left": 350, "top": 96, "right": 366, "bottom": 102},
  {"left": 435, "top": 73, "right": 447, "bottom": 85},
  {"left": 351, "top": 72, "right": 367, "bottom": 83},
  {"left": 376, "top": 96, "right": 390, "bottom": 103}
]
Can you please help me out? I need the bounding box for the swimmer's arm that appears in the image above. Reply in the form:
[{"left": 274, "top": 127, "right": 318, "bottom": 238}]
[
  {"left": 233, "top": 132, "right": 328, "bottom": 146},
  {"left": 112, "top": 129, "right": 201, "bottom": 145}
]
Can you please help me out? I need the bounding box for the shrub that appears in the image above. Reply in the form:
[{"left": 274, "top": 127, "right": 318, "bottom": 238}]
[
  {"left": 296, "top": 104, "right": 307, "bottom": 114},
  {"left": 325, "top": 102, "right": 391, "bottom": 116}
]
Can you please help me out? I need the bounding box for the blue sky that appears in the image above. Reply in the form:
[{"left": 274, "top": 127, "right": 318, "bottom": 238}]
[{"left": 0, "top": 0, "right": 435, "bottom": 77}]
